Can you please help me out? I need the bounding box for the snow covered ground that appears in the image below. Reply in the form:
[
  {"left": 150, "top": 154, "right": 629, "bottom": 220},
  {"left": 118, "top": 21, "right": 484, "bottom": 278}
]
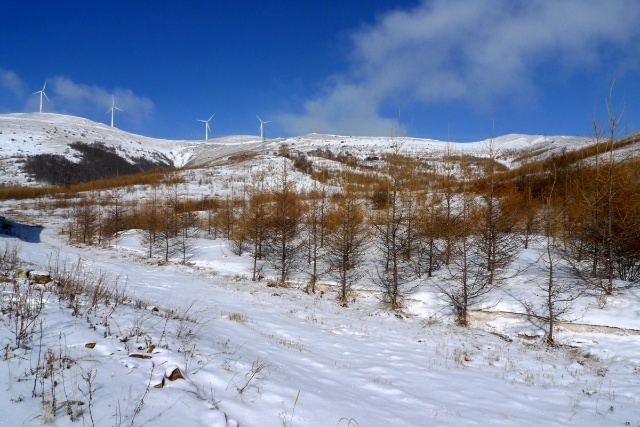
[
  {"left": 1, "top": 213, "right": 639, "bottom": 426},
  {"left": 1, "top": 113, "right": 638, "bottom": 426}
]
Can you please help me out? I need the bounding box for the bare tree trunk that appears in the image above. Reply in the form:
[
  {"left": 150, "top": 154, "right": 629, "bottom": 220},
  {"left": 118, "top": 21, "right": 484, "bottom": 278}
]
[{"left": 546, "top": 238, "right": 555, "bottom": 346}]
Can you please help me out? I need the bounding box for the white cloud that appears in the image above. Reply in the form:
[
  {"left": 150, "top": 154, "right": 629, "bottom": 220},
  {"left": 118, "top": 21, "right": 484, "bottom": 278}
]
[
  {"left": 279, "top": 82, "right": 398, "bottom": 136},
  {"left": 280, "top": 0, "right": 640, "bottom": 136},
  {"left": 48, "top": 77, "right": 154, "bottom": 123},
  {"left": 0, "top": 67, "right": 28, "bottom": 98},
  {"left": 0, "top": 69, "right": 154, "bottom": 121}
]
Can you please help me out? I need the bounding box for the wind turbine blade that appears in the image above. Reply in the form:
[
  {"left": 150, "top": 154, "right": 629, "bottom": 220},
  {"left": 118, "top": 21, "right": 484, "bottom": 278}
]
[
  {"left": 115, "top": 106, "right": 123, "bottom": 111},
  {"left": 197, "top": 119, "right": 206, "bottom": 123},
  {"left": 42, "top": 92, "right": 49, "bottom": 100},
  {"left": 256, "top": 115, "right": 262, "bottom": 122},
  {"left": 42, "top": 80, "right": 47, "bottom": 90},
  {"left": 264, "top": 121, "right": 271, "bottom": 124},
  {"left": 208, "top": 114, "right": 215, "bottom": 122}
]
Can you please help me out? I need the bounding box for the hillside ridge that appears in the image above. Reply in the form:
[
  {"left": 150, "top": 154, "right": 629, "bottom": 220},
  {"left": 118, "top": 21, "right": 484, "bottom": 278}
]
[{"left": 1, "top": 112, "right": 629, "bottom": 186}]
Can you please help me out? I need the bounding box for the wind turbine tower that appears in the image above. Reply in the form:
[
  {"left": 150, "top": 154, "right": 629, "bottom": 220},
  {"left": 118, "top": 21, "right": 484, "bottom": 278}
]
[
  {"left": 33, "top": 80, "right": 49, "bottom": 113},
  {"left": 106, "top": 96, "right": 123, "bottom": 127},
  {"left": 197, "top": 114, "right": 215, "bottom": 140},
  {"left": 257, "top": 115, "right": 271, "bottom": 152}
]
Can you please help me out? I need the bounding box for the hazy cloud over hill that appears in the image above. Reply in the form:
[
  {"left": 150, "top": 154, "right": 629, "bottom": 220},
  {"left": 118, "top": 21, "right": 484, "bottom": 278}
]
[
  {"left": 45, "top": 77, "right": 155, "bottom": 124},
  {"left": 0, "top": 66, "right": 28, "bottom": 102},
  {"left": 0, "top": 68, "right": 154, "bottom": 124}
]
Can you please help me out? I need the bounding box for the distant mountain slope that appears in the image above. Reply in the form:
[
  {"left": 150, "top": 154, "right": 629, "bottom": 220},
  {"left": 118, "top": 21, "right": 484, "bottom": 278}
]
[
  {"left": 277, "top": 133, "right": 596, "bottom": 169},
  {"left": 0, "top": 113, "right": 266, "bottom": 185},
  {"left": 0, "top": 113, "right": 181, "bottom": 185},
  {"left": 3, "top": 112, "right": 637, "bottom": 186}
]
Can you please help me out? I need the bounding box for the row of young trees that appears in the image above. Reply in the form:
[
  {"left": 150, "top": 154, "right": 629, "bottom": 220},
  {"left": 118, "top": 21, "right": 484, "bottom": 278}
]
[
  {"left": 64, "top": 129, "right": 640, "bottom": 343},
  {"left": 64, "top": 145, "right": 523, "bottom": 312},
  {"left": 65, "top": 185, "right": 200, "bottom": 264}
]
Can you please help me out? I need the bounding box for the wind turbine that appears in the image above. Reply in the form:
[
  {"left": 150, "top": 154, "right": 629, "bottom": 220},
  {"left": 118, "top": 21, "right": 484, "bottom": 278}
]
[
  {"left": 33, "top": 80, "right": 49, "bottom": 113},
  {"left": 106, "top": 96, "right": 123, "bottom": 127},
  {"left": 257, "top": 115, "right": 271, "bottom": 140},
  {"left": 197, "top": 114, "right": 215, "bottom": 140},
  {"left": 257, "top": 116, "right": 271, "bottom": 153}
]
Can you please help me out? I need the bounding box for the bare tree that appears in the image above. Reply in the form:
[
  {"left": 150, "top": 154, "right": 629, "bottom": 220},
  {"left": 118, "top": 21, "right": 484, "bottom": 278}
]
[
  {"left": 103, "top": 188, "right": 128, "bottom": 247},
  {"left": 435, "top": 156, "right": 494, "bottom": 326},
  {"left": 324, "top": 177, "right": 370, "bottom": 305},
  {"left": 303, "top": 182, "right": 327, "bottom": 293},
  {"left": 139, "top": 187, "right": 160, "bottom": 258},
  {"left": 202, "top": 195, "right": 220, "bottom": 239},
  {"left": 415, "top": 191, "right": 443, "bottom": 278},
  {"left": 603, "top": 82, "right": 624, "bottom": 294},
  {"left": 436, "top": 189, "right": 492, "bottom": 326},
  {"left": 67, "top": 196, "right": 97, "bottom": 244},
  {"left": 438, "top": 142, "right": 459, "bottom": 265},
  {"left": 562, "top": 84, "right": 629, "bottom": 295},
  {"left": 228, "top": 205, "right": 249, "bottom": 257},
  {"left": 243, "top": 168, "right": 270, "bottom": 281},
  {"left": 157, "top": 186, "right": 180, "bottom": 262},
  {"left": 518, "top": 173, "right": 540, "bottom": 250},
  {"left": 265, "top": 158, "right": 304, "bottom": 285},
  {"left": 532, "top": 168, "right": 584, "bottom": 346},
  {"left": 174, "top": 191, "right": 200, "bottom": 264},
  {"left": 373, "top": 147, "right": 418, "bottom": 310},
  {"left": 214, "top": 193, "right": 237, "bottom": 241},
  {"left": 564, "top": 105, "right": 607, "bottom": 284},
  {"left": 478, "top": 134, "right": 519, "bottom": 285}
]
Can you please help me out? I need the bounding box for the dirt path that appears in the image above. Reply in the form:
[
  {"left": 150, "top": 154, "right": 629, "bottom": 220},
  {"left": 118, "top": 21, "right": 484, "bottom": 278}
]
[{"left": 469, "top": 309, "right": 640, "bottom": 335}]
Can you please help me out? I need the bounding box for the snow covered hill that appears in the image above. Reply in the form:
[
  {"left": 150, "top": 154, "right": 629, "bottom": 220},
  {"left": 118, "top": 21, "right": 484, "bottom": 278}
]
[
  {"left": 2, "top": 113, "right": 640, "bottom": 426},
  {"left": 0, "top": 113, "right": 258, "bottom": 185},
  {"left": 1, "top": 113, "right": 598, "bottom": 186}
]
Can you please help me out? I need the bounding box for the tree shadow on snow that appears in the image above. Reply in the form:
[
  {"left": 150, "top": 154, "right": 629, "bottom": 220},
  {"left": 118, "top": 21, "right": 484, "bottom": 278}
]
[{"left": 0, "top": 216, "right": 43, "bottom": 243}]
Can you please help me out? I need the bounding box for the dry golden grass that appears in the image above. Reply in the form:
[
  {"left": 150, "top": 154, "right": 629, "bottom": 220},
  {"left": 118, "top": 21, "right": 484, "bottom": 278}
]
[{"left": 0, "top": 167, "right": 182, "bottom": 201}]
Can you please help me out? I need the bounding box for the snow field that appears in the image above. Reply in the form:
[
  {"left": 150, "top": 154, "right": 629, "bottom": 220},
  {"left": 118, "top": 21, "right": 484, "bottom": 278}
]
[{"left": 1, "top": 219, "right": 639, "bottom": 426}]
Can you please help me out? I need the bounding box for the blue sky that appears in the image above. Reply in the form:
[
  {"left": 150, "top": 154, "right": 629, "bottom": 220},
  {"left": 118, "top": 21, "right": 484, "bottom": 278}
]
[{"left": 1, "top": 1, "right": 639, "bottom": 141}]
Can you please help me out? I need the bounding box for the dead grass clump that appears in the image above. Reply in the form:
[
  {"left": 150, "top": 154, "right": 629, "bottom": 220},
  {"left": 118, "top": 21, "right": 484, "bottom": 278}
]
[
  {"left": 228, "top": 312, "right": 248, "bottom": 323},
  {"left": 1, "top": 280, "right": 47, "bottom": 349},
  {"left": 0, "top": 241, "right": 21, "bottom": 275}
]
